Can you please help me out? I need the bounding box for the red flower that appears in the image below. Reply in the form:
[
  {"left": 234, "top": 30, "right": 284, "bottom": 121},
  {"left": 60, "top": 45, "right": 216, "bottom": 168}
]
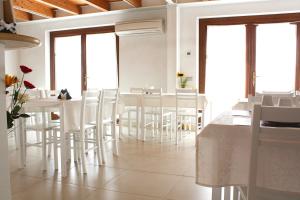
[
  {"left": 23, "top": 81, "right": 35, "bottom": 89},
  {"left": 20, "top": 65, "right": 32, "bottom": 74}
]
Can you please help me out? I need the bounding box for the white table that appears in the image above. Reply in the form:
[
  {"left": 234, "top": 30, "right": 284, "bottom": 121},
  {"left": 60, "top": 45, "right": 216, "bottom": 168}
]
[
  {"left": 196, "top": 111, "right": 300, "bottom": 199},
  {"left": 17, "top": 98, "right": 82, "bottom": 177},
  {"left": 119, "top": 93, "right": 207, "bottom": 139}
]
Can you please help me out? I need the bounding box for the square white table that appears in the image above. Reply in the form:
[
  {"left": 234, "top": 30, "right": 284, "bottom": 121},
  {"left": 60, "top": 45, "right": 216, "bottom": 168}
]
[
  {"left": 196, "top": 111, "right": 300, "bottom": 199},
  {"left": 17, "top": 98, "right": 82, "bottom": 177}
]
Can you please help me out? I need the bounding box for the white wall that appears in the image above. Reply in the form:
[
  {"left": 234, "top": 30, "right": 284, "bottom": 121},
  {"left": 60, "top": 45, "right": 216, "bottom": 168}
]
[
  {"left": 179, "top": 0, "right": 300, "bottom": 88},
  {"left": 5, "top": 50, "right": 20, "bottom": 76},
  {"left": 16, "top": 7, "right": 167, "bottom": 91},
  {"left": 8, "top": 0, "right": 300, "bottom": 92},
  {"left": 120, "top": 34, "right": 167, "bottom": 91}
]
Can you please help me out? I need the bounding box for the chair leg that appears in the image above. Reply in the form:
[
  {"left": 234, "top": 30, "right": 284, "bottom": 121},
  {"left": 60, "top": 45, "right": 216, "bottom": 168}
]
[
  {"left": 42, "top": 130, "right": 47, "bottom": 171},
  {"left": 112, "top": 122, "right": 119, "bottom": 156},
  {"left": 160, "top": 115, "right": 163, "bottom": 143},
  {"left": 94, "top": 128, "right": 103, "bottom": 165},
  {"left": 152, "top": 115, "right": 155, "bottom": 138},
  {"left": 119, "top": 114, "right": 123, "bottom": 140},
  {"left": 47, "top": 131, "right": 52, "bottom": 158},
  {"left": 73, "top": 133, "right": 78, "bottom": 162},
  {"left": 53, "top": 130, "right": 58, "bottom": 170},
  {"left": 99, "top": 123, "right": 106, "bottom": 164},
  {"left": 128, "top": 111, "right": 131, "bottom": 136},
  {"left": 136, "top": 107, "right": 139, "bottom": 140},
  {"left": 80, "top": 132, "right": 87, "bottom": 174},
  {"left": 175, "top": 117, "right": 178, "bottom": 145}
]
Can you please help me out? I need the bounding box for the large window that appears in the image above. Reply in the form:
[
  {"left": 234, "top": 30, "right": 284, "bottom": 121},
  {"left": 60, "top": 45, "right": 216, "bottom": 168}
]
[
  {"left": 206, "top": 25, "right": 246, "bottom": 117},
  {"left": 50, "top": 27, "right": 119, "bottom": 97},
  {"left": 256, "top": 23, "right": 296, "bottom": 93},
  {"left": 199, "top": 13, "right": 300, "bottom": 97}
]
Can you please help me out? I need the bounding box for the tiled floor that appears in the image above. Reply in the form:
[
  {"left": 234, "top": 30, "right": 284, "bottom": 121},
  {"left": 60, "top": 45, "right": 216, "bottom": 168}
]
[{"left": 8, "top": 131, "right": 211, "bottom": 200}]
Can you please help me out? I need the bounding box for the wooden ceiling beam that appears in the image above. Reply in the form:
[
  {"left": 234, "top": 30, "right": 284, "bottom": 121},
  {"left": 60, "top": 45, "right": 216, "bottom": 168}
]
[
  {"left": 35, "top": 0, "right": 81, "bottom": 15},
  {"left": 123, "top": 0, "right": 141, "bottom": 7},
  {"left": 14, "top": 9, "right": 32, "bottom": 21},
  {"left": 12, "top": 0, "right": 54, "bottom": 18},
  {"left": 82, "top": 0, "right": 109, "bottom": 12}
]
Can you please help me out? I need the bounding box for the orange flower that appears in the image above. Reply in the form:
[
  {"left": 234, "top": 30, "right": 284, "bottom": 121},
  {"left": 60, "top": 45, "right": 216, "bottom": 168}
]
[{"left": 5, "top": 75, "right": 18, "bottom": 88}]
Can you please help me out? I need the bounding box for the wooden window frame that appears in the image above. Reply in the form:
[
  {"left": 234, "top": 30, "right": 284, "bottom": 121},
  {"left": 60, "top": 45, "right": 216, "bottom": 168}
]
[
  {"left": 50, "top": 26, "right": 119, "bottom": 91},
  {"left": 199, "top": 13, "right": 300, "bottom": 95}
]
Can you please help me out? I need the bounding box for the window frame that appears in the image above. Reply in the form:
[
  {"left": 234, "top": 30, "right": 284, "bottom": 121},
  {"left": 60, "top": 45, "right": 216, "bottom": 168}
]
[
  {"left": 199, "top": 13, "right": 300, "bottom": 96},
  {"left": 50, "top": 26, "right": 119, "bottom": 92}
]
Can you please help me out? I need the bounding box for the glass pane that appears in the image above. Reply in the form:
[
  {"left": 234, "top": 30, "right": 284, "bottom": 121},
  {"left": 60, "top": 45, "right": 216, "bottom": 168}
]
[
  {"left": 256, "top": 23, "right": 296, "bottom": 93},
  {"left": 206, "top": 25, "right": 246, "bottom": 119},
  {"left": 55, "top": 36, "right": 82, "bottom": 98},
  {"left": 86, "top": 33, "right": 118, "bottom": 89}
]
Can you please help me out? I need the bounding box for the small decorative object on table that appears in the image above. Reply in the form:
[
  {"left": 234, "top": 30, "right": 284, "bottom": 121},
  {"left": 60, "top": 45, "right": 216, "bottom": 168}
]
[
  {"left": 177, "top": 72, "right": 190, "bottom": 88},
  {"left": 5, "top": 65, "right": 36, "bottom": 130},
  {"left": 58, "top": 89, "right": 72, "bottom": 100},
  {"left": 0, "top": 19, "right": 16, "bottom": 34}
]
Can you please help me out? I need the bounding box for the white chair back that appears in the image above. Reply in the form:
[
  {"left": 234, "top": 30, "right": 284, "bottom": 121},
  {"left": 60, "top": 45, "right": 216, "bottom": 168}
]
[
  {"left": 248, "top": 104, "right": 300, "bottom": 200},
  {"left": 278, "top": 98, "right": 293, "bottom": 107},
  {"left": 176, "top": 88, "right": 198, "bottom": 109},
  {"left": 142, "top": 88, "right": 163, "bottom": 109},
  {"left": 80, "top": 90, "right": 99, "bottom": 132},
  {"left": 45, "top": 90, "right": 60, "bottom": 97},
  {"left": 255, "top": 91, "right": 294, "bottom": 105},
  {"left": 130, "top": 88, "right": 144, "bottom": 94},
  {"left": 27, "top": 89, "right": 43, "bottom": 99},
  {"left": 99, "top": 89, "right": 119, "bottom": 122}
]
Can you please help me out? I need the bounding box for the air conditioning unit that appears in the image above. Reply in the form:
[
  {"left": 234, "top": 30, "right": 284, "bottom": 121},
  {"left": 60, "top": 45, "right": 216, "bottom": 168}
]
[{"left": 115, "top": 19, "right": 164, "bottom": 36}]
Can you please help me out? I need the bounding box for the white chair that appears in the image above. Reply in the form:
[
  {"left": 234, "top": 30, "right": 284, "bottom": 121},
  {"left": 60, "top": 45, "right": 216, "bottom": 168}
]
[
  {"left": 53, "top": 90, "right": 101, "bottom": 173},
  {"left": 247, "top": 104, "right": 300, "bottom": 200},
  {"left": 175, "top": 89, "right": 202, "bottom": 145},
  {"left": 254, "top": 91, "right": 294, "bottom": 105},
  {"left": 278, "top": 98, "right": 293, "bottom": 107},
  {"left": 119, "top": 88, "right": 143, "bottom": 139},
  {"left": 141, "top": 88, "right": 172, "bottom": 142},
  {"left": 24, "top": 89, "right": 60, "bottom": 170},
  {"left": 97, "top": 89, "right": 119, "bottom": 164}
]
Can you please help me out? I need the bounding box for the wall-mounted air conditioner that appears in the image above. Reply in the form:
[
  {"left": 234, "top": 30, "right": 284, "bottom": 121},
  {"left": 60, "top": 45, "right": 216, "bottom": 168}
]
[{"left": 115, "top": 19, "right": 164, "bottom": 36}]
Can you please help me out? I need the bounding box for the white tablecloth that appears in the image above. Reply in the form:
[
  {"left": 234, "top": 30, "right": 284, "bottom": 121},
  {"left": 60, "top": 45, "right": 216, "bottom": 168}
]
[
  {"left": 23, "top": 98, "right": 83, "bottom": 132},
  {"left": 196, "top": 111, "right": 300, "bottom": 193}
]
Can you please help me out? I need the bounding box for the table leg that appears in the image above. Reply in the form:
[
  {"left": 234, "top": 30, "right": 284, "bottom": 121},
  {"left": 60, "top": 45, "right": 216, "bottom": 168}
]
[
  {"left": 224, "top": 187, "right": 231, "bottom": 200},
  {"left": 60, "top": 105, "right": 67, "bottom": 177},
  {"left": 212, "top": 187, "right": 222, "bottom": 200},
  {"left": 41, "top": 110, "right": 47, "bottom": 171},
  {"left": 136, "top": 105, "right": 139, "bottom": 140},
  {"left": 233, "top": 187, "right": 239, "bottom": 200},
  {"left": 141, "top": 103, "right": 145, "bottom": 141}
]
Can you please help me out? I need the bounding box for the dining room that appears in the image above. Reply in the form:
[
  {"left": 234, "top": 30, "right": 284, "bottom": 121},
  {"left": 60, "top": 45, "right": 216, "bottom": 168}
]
[{"left": 1, "top": 0, "right": 300, "bottom": 200}]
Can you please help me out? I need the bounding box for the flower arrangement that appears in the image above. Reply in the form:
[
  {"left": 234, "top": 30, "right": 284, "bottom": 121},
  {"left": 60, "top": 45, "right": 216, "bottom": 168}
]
[
  {"left": 5, "top": 65, "right": 35, "bottom": 129},
  {"left": 177, "top": 72, "right": 189, "bottom": 88}
]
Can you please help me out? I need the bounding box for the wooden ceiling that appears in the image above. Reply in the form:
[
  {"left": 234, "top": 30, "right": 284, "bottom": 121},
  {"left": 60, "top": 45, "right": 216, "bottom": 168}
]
[
  {"left": 11, "top": 0, "right": 211, "bottom": 22},
  {"left": 12, "top": 0, "right": 155, "bottom": 21}
]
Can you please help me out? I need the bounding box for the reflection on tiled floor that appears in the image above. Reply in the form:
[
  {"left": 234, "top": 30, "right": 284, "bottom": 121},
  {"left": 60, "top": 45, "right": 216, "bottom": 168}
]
[{"left": 9, "top": 131, "right": 211, "bottom": 200}]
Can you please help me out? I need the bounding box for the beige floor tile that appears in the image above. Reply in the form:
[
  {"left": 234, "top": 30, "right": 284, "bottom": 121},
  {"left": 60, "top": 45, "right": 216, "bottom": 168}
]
[
  {"left": 104, "top": 170, "right": 181, "bottom": 197},
  {"left": 165, "top": 177, "right": 212, "bottom": 200},
  {"left": 140, "top": 157, "right": 188, "bottom": 175},
  {"left": 87, "top": 189, "right": 161, "bottom": 200},
  {"left": 12, "top": 181, "right": 94, "bottom": 200},
  {"left": 62, "top": 165, "right": 125, "bottom": 188},
  {"left": 9, "top": 131, "right": 203, "bottom": 200},
  {"left": 10, "top": 174, "right": 44, "bottom": 195}
]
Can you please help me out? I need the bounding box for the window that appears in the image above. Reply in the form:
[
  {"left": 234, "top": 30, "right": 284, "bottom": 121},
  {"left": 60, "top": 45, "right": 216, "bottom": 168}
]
[
  {"left": 256, "top": 23, "right": 296, "bottom": 93},
  {"left": 50, "top": 26, "right": 118, "bottom": 97},
  {"left": 199, "top": 13, "right": 300, "bottom": 97},
  {"left": 206, "top": 25, "right": 246, "bottom": 117}
]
